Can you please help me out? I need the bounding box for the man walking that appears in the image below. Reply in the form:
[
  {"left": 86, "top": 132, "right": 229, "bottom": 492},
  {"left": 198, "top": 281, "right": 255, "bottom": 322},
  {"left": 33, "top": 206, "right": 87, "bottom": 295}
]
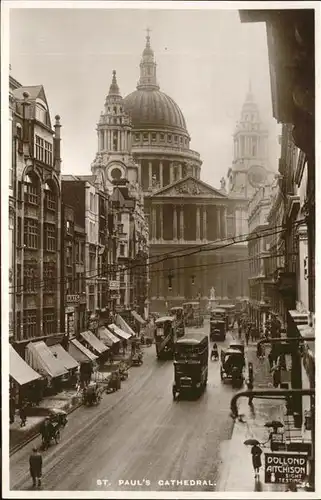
[{"left": 29, "top": 447, "right": 42, "bottom": 488}]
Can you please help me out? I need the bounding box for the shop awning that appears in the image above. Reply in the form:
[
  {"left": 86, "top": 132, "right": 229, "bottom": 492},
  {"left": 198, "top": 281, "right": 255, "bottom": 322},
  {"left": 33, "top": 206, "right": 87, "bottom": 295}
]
[
  {"left": 69, "top": 339, "right": 98, "bottom": 363},
  {"left": 80, "top": 330, "right": 109, "bottom": 355},
  {"left": 10, "top": 346, "right": 42, "bottom": 386},
  {"left": 98, "top": 326, "right": 120, "bottom": 347},
  {"left": 49, "top": 344, "right": 79, "bottom": 371},
  {"left": 131, "top": 310, "right": 146, "bottom": 325},
  {"left": 25, "top": 341, "right": 68, "bottom": 379},
  {"left": 108, "top": 323, "right": 131, "bottom": 340},
  {"left": 116, "top": 314, "right": 136, "bottom": 337}
]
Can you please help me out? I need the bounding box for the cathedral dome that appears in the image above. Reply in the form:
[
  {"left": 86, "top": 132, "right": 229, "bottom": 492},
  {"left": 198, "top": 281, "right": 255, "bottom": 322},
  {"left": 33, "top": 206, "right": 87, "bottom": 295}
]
[{"left": 124, "top": 89, "right": 188, "bottom": 133}]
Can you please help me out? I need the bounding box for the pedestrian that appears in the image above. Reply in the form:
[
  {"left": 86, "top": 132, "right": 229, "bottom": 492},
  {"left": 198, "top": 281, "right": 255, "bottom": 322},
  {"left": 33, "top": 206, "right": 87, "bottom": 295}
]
[
  {"left": 245, "top": 331, "right": 250, "bottom": 346},
  {"left": 251, "top": 444, "right": 262, "bottom": 478},
  {"left": 247, "top": 362, "right": 254, "bottom": 405},
  {"left": 19, "top": 402, "right": 27, "bottom": 427},
  {"left": 29, "top": 447, "right": 42, "bottom": 488}
]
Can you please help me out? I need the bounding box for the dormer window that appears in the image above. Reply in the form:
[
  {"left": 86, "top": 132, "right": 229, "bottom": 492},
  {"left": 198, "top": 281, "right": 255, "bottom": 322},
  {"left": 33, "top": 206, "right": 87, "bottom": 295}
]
[{"left": 35, "top": 103, "right": 47, "bottom": 124}]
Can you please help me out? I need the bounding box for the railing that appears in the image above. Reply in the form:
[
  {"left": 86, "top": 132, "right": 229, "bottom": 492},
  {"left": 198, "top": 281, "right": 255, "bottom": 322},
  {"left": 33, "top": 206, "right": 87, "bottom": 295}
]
[{"left": 132, "top": 144, "right": 201, "bottom": 160}]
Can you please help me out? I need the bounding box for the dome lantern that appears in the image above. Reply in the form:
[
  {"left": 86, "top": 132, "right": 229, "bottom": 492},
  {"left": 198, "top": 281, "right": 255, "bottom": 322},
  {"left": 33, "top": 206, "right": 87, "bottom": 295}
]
[{"left": 137, "top": 29, "right": 160, "bottom": 91}]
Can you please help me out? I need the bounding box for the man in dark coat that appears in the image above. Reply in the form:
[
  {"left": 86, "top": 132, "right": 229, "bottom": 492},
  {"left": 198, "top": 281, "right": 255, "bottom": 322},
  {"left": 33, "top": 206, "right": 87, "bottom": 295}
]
[{"left": 29, "top": 447, "right": 42, "bottom": 488}]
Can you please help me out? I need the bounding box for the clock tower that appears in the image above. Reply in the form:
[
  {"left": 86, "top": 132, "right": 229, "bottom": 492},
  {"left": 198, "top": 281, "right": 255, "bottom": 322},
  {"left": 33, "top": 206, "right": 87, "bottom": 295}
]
[
  {"left": 91, "top": 70, "right": 139, "bottom": 192},
  {"left": 227, "top": 82, "right": 273, "bottom": 199}
]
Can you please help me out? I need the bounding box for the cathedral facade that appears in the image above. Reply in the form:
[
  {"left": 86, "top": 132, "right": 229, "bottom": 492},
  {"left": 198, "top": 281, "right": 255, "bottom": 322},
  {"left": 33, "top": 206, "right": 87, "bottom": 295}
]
[{"left": 92, "top": 33, "right": 274, "bottom": 313}]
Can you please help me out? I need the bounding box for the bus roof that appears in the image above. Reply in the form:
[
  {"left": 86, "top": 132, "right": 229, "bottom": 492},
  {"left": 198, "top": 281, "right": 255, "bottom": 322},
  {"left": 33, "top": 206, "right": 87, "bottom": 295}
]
[
  {"left": 170, "top": 306, "right": 184, "bottom": 311},
  {"left": 211, "top": 308, "right": 226, "bottom": 313},
  {"left": 175, "top": 333, "right": 208, "bottom": 345},
  {"left": 218, "top": 304, "right": 235, "bottom": 309},
  {"left": 155, "top": 316, "right": 175, "bottom": 324},
  {"left": 183, "top": 301, "right": 200, "bottom": 306}
]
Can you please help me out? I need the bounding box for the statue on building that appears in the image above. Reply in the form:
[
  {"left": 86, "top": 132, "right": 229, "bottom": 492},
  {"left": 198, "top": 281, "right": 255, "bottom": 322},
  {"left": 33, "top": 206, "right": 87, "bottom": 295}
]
[
  {"left": 152, "top": 174, "right": 159, "bottom": 189},
  {"left": 220, "top": 177, "right": 226, "bottom": 190},
  {"left": 210, "top": 287, "right": 216, "bottom": 300}
]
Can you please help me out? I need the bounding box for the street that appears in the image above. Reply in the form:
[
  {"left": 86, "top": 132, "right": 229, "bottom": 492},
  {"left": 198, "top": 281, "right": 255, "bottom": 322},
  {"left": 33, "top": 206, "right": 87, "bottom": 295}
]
[{"left": 10, "top": 323, "right": 237, "bottom": 492}]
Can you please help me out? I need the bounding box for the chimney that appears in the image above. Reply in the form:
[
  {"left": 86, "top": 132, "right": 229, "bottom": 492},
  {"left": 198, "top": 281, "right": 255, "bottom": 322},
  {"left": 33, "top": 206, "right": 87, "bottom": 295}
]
[
  {"left": 21, "top": 91, "right": 30, "bottom": 142},
  {"left": 54, "top": 115, "right": 62, "bottom": 173}
]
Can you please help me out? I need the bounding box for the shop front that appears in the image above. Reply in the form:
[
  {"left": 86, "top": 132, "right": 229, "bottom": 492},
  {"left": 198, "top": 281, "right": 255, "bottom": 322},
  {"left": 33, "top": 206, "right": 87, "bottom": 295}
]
[{"left": 9, "top": 346, "right": 43, "bottom": 420}]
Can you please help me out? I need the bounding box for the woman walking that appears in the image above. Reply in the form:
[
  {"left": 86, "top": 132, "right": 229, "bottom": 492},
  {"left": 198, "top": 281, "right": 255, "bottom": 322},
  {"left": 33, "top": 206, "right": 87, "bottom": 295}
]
[{"left": 251, "top": 444, "right": 263, "bottom": 478}]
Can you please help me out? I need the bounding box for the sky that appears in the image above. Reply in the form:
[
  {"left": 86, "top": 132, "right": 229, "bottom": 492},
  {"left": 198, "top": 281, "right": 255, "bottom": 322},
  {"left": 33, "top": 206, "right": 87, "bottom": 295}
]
[{"left": 9, "top": 5, "right": 280, "bottom": 187}]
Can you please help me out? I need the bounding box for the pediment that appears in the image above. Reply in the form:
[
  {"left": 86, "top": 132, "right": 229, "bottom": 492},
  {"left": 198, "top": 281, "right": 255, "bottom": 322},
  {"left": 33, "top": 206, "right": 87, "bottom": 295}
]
[{"left": 151, "top": 176, "right": 227, "bottom": 198}]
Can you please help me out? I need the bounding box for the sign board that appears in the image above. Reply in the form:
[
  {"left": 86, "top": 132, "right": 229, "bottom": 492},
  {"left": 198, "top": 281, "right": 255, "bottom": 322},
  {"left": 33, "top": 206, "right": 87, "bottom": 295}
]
[
  {"left": 66, "top": 294, "right": 80, "bottom": 304},
  {"left": 109, "top": 280, "right": 120, "bottom": 290},
  {"left": 264, "top": 452, "right": 308, "bottom": 484}
]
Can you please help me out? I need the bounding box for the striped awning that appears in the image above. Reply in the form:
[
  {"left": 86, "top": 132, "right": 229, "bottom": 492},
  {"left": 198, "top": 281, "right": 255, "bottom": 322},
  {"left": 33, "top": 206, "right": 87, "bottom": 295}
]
[
  {"left": 108, "top": 323, "right": 131, "bottom": 340},
  {"left": 131, "top": 310, "right": 146, "bottom": 325}
]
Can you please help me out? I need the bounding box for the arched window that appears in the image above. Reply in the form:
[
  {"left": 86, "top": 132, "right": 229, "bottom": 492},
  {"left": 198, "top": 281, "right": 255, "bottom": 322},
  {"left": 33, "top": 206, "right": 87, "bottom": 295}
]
[{"left": 113, "top": 106, "right": 117, "bottom": 115}]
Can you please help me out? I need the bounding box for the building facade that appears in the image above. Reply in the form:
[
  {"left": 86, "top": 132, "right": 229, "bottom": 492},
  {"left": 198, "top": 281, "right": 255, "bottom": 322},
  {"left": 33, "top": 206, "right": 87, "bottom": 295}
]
[
  {"left": 247, "top": 184, "right": 275, "bottom": 330},
  {"left": 9, "top": 75, "right": 63, "bottom": 358},
  {"left": 61, "top": 176, "right": 110, "bottom": 335},
  {"left": 88, "top": 70, "right": 149, "bottom": 316},
  {"left": 117, "top": 34, "right": 282, "bottom": 311}
]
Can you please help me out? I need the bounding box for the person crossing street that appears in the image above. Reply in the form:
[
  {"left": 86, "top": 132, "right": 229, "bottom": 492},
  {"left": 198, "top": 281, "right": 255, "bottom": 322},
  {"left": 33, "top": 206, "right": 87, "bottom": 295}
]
[{"left": 29, "top": 447, "right": 42, "bottom": 488}]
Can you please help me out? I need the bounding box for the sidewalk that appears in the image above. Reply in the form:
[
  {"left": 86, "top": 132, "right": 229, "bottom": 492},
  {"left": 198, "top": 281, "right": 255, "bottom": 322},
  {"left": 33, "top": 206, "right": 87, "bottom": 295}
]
[
  {"left": 10, "top": 388, "right": 82, "bottom": 455},
  {"left": 9, "top": 353, "right": 134, "bottom": 455},
  {"left": 216, "top": 344, "right": 286, "bottom": 492}
]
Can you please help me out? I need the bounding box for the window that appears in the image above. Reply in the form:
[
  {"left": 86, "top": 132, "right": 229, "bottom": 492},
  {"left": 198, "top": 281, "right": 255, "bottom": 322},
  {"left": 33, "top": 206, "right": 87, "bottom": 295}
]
[
  {"left": 66, "top": 220, "right": 72, "bottom": 234},
  {"left": 35, "top": 104, "right": 47, "bottom": 123},
  {"left": 24, "top": 263, "right": 37, "bottom": 292},
  {"left": 143, "top": 133, "right": 148, "bottom": 142},
  {"left": 180, "top": 137, "right": 183, "bottom": 144},
  {"left": 43, "top": 308, "right": 56, "bottom": 335},
  {"left": 89, "top": 250, "right": 96, "bottom": 272},
  {"left": 120, "top": 244, "right": 125, "bottom": 256},
  {"left": 174, "top": 135, "right": 178, "bottom": 143},
  {"left": 89, "top": 285, "right": 95, "bottom": 312},
  {"left": 113, "top": 106, "right": 117, "bottom": 115},
  {"left": 151, "top": 133, "right": 156, "bottom": 142},
  {"left": 44, "top": 262, "right": 55, "bottom": 292},
  {"left": 135, "top": 133, "right": 140, "bottom": 142},
  {"left": 45, "top": 224, "right": 56, "bottom": 251},
  {"left": 17, "top": 217, "right": 22, "bottom": 247},
  {"left": 23, "top": 309, "right": 37, "bottom": 338},
  {"left": 17, "top": 264, "right": 22, "bottom": 294},
  {"left": 24, "top": 184, "right": 38, "bottom": 205},
  {"left": 90, "top": 193, "right": 94, "bottom": 212},
  {"left": 80, "top": 242, "right": 85, "bottom": 264},
  {"left": 46, "top": 191, "right": 56, "bottom": 211},
  {"left": 160, "top": 133, "right": 165, "bottom": 142},
  {"left": 66, "top": 246, "right": 73, "bottom": 267},
  {"left": 24, "top": 219, "right": 38, "bottom": 249},
  {"left": 117, "top": 212, "right": 122, "bottom": 222},
  {"left": 168, "top": 134, "right": 172, "bottom": 143},
  {"left": 35, "top": 135, "right": 52, "bottom": 165}
]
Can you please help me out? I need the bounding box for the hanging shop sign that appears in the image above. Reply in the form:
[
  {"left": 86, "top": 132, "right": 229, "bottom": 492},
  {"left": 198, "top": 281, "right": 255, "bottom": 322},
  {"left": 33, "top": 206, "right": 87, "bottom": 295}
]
[{"left": 264, "top": 452, "right": 308, "bottom": 484}]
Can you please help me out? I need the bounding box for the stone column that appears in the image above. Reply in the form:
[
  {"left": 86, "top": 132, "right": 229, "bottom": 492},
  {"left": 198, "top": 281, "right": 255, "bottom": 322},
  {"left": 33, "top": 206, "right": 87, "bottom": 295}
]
[
  {"left": 173, "top": 205, "right": 178, "bottom": 241},
  {"left": 159, "top": 205, "right": 164, "bottom": 241},
  {"left": 169, "top": 163, "right": 173, "bottom": 184},
  {"left": 202, "top": 206, "right": 207, "bottom": 241},
  {"left": 180, "top": 205, "right": 184, "bottom": 241},
  {"left": 221, "top": 206, "right": 227, "bottom": 239},
  {"left": 148, "top": 162, "right": 153, "bottom": 189},
  {"left": 159, "top": 161, "right": 164, "bottom": 188},
  {"left": 118, "top": 130, "right": 121, "bottom": 151},
  {"left": 216, "top": 206, "right": 221, "bottom": 240},
  {"left": 104, "top": 130, "right": 108, "bottom": 150},
  {"left": 138, "top": 160, "right": 142, "bottom": 186},
  {"left": 179, "top": 163, "right": 183, "bottom": 180},
  {"left": 152, "top": 206, "right": 156, "bottom": 241},
  {"left": 196, "top": 205, "right": 201, "bottom": 241}
]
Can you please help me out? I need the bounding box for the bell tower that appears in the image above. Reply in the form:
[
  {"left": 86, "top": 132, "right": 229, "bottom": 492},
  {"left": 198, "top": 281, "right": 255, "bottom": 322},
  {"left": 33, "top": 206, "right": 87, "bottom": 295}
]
[
  {"left": 227, "top": 82, "right": 270, "bottom": 199},
  {"left": 91, "top": 71, "right": 138, "bottom": 192}
]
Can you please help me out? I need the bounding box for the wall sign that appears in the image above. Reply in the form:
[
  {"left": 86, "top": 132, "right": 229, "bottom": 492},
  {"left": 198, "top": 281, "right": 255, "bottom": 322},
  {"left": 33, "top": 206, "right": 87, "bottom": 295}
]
[{"left": 264, "top": 452, "right": 308, "bottom": 484}]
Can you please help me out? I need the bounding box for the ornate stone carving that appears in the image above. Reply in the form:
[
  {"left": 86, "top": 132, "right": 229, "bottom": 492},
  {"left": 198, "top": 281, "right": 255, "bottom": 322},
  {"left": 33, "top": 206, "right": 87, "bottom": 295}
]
[{"left": 220, "top": 177, "right": 226, "bottom": 190}]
